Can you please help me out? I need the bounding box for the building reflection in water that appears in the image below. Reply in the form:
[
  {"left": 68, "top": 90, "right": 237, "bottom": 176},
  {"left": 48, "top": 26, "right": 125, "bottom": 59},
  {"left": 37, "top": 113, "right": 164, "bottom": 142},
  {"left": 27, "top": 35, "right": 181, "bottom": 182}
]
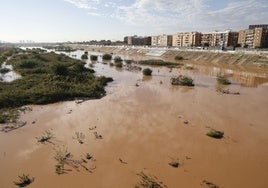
[{"left": 196, "top": 65, "right": 268, "bottom": 88}]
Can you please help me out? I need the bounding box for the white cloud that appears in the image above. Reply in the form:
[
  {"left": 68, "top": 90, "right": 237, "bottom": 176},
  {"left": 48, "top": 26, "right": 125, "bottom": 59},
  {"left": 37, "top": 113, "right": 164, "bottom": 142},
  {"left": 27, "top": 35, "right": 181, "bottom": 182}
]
[
  {"left": 87, "top": 12, "right": 102, "bottom": 16},
  {"left": 64, "top": 0, "right": 268, "bottom": 33},
  {"left": 64, "top": 0, "right": 100, "bottom": 10}
]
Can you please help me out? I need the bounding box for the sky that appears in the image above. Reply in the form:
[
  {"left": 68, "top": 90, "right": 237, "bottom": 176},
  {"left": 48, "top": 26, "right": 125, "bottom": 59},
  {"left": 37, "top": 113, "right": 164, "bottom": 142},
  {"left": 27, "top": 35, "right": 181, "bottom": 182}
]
[{"left": 0, "top": 0, "right": 268, "bottom": 42}]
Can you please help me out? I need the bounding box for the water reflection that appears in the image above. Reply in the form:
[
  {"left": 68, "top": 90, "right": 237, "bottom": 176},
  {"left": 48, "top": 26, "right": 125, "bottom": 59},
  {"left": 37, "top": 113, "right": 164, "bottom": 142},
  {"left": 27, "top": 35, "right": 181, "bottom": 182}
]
[{"left": 194, "top": 65, "right": 268, "bottom": 88}]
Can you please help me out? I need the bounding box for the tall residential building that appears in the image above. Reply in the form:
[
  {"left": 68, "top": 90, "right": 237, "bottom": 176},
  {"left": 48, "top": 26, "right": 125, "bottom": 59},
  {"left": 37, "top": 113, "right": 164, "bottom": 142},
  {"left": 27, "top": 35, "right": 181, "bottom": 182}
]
[
  {"left": 172, "top": 32, "right": 201, "bottom": 47},
  {"left": 201, "top": 33, "right": 213, "bottom": 47},
  {"left": 201, "top": 30, "right": 238, "bottom": 47},
  {"left": 151, "top": 34, "right": 172, "bottom": 46},
  {"left": 123, "top": 36, "right": 151, "bottom": 45},
  {"left": 238, "top": 24, "right": 268, "bottom": 48}
]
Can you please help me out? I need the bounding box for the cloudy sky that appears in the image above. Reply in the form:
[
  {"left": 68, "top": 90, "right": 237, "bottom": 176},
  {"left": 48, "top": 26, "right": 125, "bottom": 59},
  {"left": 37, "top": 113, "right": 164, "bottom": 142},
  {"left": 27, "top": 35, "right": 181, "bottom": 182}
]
[{"left": 1, "top": 0, "right": 268, "bottom": 42}]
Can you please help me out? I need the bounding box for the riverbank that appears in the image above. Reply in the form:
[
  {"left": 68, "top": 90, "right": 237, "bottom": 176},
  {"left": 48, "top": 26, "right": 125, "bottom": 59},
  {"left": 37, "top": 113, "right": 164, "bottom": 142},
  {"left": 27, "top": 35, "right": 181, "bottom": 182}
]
[{"left": 69, "top": 45, "right": 268, "bottom": 68}]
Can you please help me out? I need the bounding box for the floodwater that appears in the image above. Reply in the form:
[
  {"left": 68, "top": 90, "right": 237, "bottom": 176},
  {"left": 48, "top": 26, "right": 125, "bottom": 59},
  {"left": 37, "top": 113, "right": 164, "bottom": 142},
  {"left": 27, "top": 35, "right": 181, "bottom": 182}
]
[
  {"left": 0, "top": 62, "right": 21, "bottom": 82},
  {"left": 0, "top": 49, "right": 268, "bottom": 188}
]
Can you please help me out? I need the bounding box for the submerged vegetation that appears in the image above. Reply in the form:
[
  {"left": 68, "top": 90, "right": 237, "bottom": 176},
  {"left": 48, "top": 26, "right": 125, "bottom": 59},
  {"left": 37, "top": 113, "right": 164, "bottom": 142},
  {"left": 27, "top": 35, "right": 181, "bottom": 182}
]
[
  {"left": 36, "top": 130, "right": 54, "bottom": 143},
  {"left": 0, "top": 48, "right": 113, "bottom": 116},
  {"left": 217, "top": 76, "right": 231, "bottom": 85},
  {"left": 135, "top": 171, "right": 166, "bottom": 188},
  {"left": 114, "top": 61, "right": 123, "bottom": 68},
  {"left": 139, "top": 59, "right": 183, "bottom": 66},
  {"left": 142, "top": 68, "right": 153, "bottom": 76},
  {"left": 125, "top": 59, "right": 133, "bottom": 64},
  {"left": 113, "top": 55, "right": 123, "bottom": 68},
  {"left": 206, "top": 129, "right": 224, "bottom": 139},
  {"left": 43, "top": 45, "right": 75, "bottom": 52},
  {"left": 171, "top": 75, "right": 194, "bottom": 86},
  {"left": 0, "top": 107, "right": 31, "bottom": 124},
  {"left": 14, "top": 174, "right": 34, "bottom": 187},
  {"left": 90, "top": 55, "right": 98, "bottom": 61},
  {"left": 102, "top": 53, "right": 112, "bottom": 61},
  {"left": 114, "top": 56, "right": 123, "bottom": 63},
  {"left": 81, "top": 53, "right": 88, "bottom": 60}
]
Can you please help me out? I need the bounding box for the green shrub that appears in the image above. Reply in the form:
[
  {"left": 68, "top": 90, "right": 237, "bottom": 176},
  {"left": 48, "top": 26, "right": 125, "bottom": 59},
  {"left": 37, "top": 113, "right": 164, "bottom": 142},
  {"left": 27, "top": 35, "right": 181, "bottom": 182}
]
[
  {"left": 17, "top": 60, "right": 38, "bottom": 69},
  {"left": 90, "top": 55, "right": 98, "bottom": 61},
  {"left": 114, "top": 61, "right": 123, "bottom": 68},
  {"left": 125, "top": 60, "right": 132, "bottom": 64},
  {"left": 52, "top": 64, "right": 69, "bottom": 76},
  {"left": 142, "top": 68, "right": 153, "bottom": 76},
  {"left": 217, "top": 76, "right": 231, "bottom": 85},
  {"left": 102, "top": 54, "right": 112, "bottom": 60},
  {"left": 81, "top": 54, "right": 88, "bottom": 60},
  {"left": 170, "top": 75, "right": 194, "bottom": 86},
  {"left": 114, "top": 56, "right": 123, "bottom": 63}
]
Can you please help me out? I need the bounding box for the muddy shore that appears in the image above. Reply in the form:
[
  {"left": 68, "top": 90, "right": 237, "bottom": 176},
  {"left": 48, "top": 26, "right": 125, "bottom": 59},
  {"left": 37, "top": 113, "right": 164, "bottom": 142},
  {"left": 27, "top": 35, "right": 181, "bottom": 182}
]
[{"left": 0, "top": 49, "right": 268, "bottom": 187}]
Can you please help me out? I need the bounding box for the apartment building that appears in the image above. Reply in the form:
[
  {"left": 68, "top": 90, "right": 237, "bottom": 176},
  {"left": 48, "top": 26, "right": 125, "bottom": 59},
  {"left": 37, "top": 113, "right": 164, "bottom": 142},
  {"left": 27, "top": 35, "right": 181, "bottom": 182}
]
[
  {"left": 123, "top": 36, "right": 151, "bottom": 45},
  {"left": 172, "top": 32, "right": 201, "bottom": 47},
  {"left": 151, "top": 34, "right": 172, "bottom": 46},
  {"left": 238, "top": 25, "right": 268, "bottom": 48},
  {"left": 201, "top": 30, "right": 238, "bottom": 47}
]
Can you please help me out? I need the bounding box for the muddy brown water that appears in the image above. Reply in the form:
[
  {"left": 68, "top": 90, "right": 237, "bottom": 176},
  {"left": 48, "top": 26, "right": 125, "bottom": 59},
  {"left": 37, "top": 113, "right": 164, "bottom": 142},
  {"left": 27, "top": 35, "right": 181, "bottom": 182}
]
[{"left": 0, "top": 50, "right": 268, "bottom": 188}]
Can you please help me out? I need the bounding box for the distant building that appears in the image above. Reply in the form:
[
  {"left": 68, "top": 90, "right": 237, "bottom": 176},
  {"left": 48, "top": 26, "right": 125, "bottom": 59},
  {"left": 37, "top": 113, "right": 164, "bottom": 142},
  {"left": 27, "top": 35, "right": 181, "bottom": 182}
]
[
  {"left": 238, "top": 24, "right": 268, "bottom": 48},
  {"left": 172, "top": 32, "right": 201, "bottom": 47},
  {"left": 123, "top": 35, "right": 151, "bottom": 46},
  {"left": 201, "top": 30, "right": 238, "bottom": 48},
  {"left": 151, "top": 34, "right": 172, "bottom": 46},
  {"left": 201, "top": 33, "right": 213, "bottom": 47},
  {"left": 249, "top": 24, "right": 268, "bottom": 30}
]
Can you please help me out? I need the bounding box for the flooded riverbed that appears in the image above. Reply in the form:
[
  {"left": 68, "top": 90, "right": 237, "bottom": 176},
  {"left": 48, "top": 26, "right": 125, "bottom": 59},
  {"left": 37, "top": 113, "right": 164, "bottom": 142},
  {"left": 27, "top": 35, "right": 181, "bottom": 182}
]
[{"left": 0, "top": 49, "right": 268, "bottom": 188}]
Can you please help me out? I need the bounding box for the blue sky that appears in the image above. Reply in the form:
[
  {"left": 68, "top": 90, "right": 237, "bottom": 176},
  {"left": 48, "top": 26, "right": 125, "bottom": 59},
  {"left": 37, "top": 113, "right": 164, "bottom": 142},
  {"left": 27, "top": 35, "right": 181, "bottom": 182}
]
[{"left": 0, "top": 0, "right": 268, "bottom": 42}]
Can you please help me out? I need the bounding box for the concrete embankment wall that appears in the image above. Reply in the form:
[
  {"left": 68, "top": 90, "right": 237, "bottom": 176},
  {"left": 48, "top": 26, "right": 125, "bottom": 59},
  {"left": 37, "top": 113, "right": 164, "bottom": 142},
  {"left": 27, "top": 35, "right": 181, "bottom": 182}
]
[
  {"left": 162, "top": 50, "right": 268, "bottom": 67},
  {"left": 71, "top": 45, "right": 268, "bottom": 67}
]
